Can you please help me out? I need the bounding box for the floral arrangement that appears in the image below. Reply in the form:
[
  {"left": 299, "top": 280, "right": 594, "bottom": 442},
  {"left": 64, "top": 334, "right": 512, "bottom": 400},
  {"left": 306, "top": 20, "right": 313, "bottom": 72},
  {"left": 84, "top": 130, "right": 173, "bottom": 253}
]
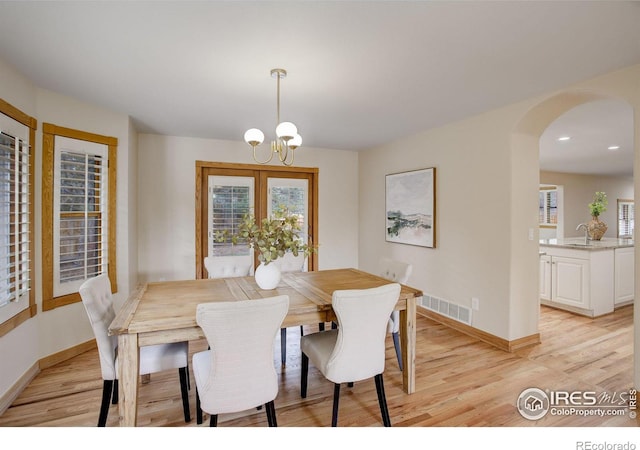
[
  {"left": 588, "top": 191, "right": 608, "bottom": 218},
  {"left": 215, "top": 205, "right": 315, "bottom": 265}
]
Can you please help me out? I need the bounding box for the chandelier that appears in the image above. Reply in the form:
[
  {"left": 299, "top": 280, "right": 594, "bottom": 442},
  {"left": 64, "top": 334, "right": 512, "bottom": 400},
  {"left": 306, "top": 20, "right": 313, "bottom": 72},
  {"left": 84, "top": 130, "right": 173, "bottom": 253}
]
[{"left": 244, "top": 68, "right": 302, "bottom": 166}]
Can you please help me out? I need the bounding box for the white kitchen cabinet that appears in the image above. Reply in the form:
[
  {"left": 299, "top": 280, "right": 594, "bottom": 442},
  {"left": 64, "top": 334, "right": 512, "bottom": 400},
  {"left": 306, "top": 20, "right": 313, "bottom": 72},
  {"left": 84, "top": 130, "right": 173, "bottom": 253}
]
[
  {"left": 539, "top": 254, "right": 551, "bottom": 301},
  {"left": 539, "top": 245, "right": 615, "bottom": 317},
  {"left": 551, "top": 255, "right": 590, "bottom": 309},
  {"left": 615, "top": 247, "right": 634, "bottom": 306}
]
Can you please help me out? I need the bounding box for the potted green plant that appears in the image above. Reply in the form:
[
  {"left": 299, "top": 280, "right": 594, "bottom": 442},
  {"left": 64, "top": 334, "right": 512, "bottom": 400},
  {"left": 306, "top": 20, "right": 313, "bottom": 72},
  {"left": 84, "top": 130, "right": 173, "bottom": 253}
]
[
  {"left": 215, "top": 205, "right": 316, "bottom": 289},
  {"left": 587, "top": 191, "right": 608, "bottom": 240}
]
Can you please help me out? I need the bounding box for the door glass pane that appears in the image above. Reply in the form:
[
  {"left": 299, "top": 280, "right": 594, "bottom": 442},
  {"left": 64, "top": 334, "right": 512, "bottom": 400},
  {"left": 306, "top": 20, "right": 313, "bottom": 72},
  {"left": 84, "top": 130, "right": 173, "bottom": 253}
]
[
  {"left": 268, "top": 177, "right": 308, "bottom": 272},
  {"left": 207, "top": 176, "right": 254, "bottom": 275}
]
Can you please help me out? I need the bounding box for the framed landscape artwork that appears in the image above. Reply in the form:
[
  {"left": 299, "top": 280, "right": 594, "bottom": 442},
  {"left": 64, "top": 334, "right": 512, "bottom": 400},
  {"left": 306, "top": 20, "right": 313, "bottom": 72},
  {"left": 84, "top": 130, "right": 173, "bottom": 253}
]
[{"left": 385, "top": 167, "right": 436, "bottom": 248}]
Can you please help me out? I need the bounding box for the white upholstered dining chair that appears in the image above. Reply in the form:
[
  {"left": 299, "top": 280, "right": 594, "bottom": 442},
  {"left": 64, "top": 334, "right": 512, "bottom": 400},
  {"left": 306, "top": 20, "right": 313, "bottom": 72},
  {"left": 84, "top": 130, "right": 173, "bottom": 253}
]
[
  {"left": 204, "top": 255, "right": 252, "bottom": 279},
  {"left": 193, "top": 295, "right": 289, "bottom": 426},
  {"left": 300, "top": 283, "right": 401, "bottom": 426},
  {"left": 79, "top": 274, "right": 191, "bottom": 426},
  {"left": 275, "top": 252, "right": 306, "bottom": 367},
  {"left": 378, "top": 257, "right": 413, "bottom": 371},
  {"left": 205, "top": 253, "right": 299, "bottom": 368}
]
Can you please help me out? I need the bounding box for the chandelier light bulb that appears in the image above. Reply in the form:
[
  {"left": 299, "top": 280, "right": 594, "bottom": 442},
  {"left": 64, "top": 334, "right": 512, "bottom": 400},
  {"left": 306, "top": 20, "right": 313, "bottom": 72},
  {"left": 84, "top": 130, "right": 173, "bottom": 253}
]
[
  {"left": 276, "top": 122, "right": 297, "bottom": 141},
  {"left": 288, "top": 134, "right": 302, "bottom": 150},
  {"left": 244, "top": 128, "right": 264, "bottom": 147}
]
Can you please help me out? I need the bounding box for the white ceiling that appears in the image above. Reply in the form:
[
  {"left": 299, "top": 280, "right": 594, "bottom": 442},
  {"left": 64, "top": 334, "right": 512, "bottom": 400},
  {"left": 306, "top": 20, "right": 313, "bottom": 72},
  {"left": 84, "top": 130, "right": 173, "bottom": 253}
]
[
  {"left": 540, "top": 99, "right": 635, "bottom": 177},
  {"left": 0, "top": 1, "right": 638, "bottom": 175}
]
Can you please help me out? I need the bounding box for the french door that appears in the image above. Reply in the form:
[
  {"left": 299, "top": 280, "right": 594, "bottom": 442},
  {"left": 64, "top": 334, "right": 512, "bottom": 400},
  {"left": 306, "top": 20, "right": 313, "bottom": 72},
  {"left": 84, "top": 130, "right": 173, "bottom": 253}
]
[{"left": 195, "top": 162, "right": 318, "bottom": 279}]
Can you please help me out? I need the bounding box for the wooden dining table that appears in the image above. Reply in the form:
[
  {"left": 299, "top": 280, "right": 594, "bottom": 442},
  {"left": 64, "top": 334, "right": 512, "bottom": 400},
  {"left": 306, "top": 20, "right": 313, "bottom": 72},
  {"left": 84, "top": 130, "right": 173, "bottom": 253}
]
[{"left": 108, "top": 267, "right": 423, "bottom": 426}]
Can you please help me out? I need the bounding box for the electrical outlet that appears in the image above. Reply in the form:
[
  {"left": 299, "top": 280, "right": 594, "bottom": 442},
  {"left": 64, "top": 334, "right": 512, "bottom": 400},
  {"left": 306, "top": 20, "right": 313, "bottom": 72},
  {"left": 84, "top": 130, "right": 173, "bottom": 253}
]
[{"left": 472, "top": 297, "right": 480, "bottom": 311}]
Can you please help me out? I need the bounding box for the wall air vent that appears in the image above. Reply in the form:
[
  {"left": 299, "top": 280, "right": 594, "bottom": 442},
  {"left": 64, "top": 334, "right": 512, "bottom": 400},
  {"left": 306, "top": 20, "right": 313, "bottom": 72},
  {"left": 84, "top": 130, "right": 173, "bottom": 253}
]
[{"left": 420, "top": 295, "right": 472, "bottom": 326}]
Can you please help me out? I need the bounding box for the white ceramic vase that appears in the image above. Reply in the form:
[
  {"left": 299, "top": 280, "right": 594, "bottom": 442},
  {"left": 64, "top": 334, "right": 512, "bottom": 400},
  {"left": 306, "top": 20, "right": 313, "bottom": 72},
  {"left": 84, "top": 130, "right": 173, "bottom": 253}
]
[{"left": 254, "top": 261, "right": 281, "bottom": 290}]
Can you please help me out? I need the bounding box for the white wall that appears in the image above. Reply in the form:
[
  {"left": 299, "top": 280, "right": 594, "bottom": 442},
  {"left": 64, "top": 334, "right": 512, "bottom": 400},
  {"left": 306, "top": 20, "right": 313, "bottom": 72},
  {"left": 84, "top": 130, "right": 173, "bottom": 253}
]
[
  {"left": 34, "top": 89, "right": 135, "bottom": 353},
  {"left": 128, "top": 120, "right": 140, "bottom": 292},
  {"left": 137, "top": 134, "right": 359, "bottom": 283},
  {"left": 359, "top": 64, "right": 640, "bottom": 348},
  {"left": 359, "top": 105, "right": 519, "bottom": 340},
  {"left": 0, "top": 57, "right": 137, "bottom": 401},
  {"left": 0, "top": 60, "right": 40, "bottom": 400},
  {"left": 540, "top": 171, "right": 634, "bottom": 238}
]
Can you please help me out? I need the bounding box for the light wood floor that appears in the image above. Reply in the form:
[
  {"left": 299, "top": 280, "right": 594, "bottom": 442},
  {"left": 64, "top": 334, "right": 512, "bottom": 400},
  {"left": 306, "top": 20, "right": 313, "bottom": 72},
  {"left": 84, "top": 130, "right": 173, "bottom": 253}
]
[{"left": 1, "top": 305, "right": 637, "bottom": 427}]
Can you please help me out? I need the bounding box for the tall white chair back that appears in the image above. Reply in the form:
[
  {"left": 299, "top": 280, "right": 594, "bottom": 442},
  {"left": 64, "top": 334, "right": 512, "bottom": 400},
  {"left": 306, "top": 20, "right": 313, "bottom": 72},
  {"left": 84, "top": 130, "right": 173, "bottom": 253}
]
[
  {"left": 274, "top": 252, "right": 306, "bottom": 367},
  {"left": 193, "top": 295, "right": 289, "bottom": 426},
  {"left": 79, "top": 274, "right": 118, "bottom": 381},
  {"left": 275, "top": 252, "right": 306, "bottom": 272},
  {"left": 300, "top": 283, "right": 400, "bottom": 426},
  {"left": 378, "top": 257, "right": 413, "bottom": 285},
  {"left": 79, "top": 274, "right": 191, "bottom": 426},
  {"left": 323, "top": 283, "right": 401, "bottom": 382},
  {"left": 378, "top": 257, "right": 412, "bottom": 370},
  {"left": 204, "top": 255, "right": 253, "bottom": 278}
]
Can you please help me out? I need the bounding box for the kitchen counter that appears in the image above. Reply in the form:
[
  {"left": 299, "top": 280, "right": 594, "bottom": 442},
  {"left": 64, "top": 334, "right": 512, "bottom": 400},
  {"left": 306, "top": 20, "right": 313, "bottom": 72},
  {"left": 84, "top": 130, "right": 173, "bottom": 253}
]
[
  {"left": 539, "top": 238, "right": 634, "bottom": 317},
  {"left": 539, "top": 237, "right": 634, "bottom": 250}
]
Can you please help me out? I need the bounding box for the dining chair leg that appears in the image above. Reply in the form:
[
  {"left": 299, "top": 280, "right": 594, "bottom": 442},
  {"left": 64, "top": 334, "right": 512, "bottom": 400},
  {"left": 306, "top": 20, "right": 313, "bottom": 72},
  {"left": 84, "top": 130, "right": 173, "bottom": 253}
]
[
  {"left": 331, "top": 383, "right": 341, "bottom": 427},
  {"left": 265, "top": 400, "right": 278, "bottom": 427},
  {"left": 299, "top": 325, "right": 304, "bottom": 336},
  {"left": 318, "top": 322, "right": 325, "bottom": 331},
  {"left": 301, "top": 353, "right": 309, "bottom": 398},
  {"left": 179, "top": 367, "right": 191, "bottom": 422},
  {"left": 196, "top": 388, "right": 203, "bottom": 425},
  {"left": 98, "top": 380, "right": 113, "bottom": 427},
  {"left": 280, "top": 328, "right": 287, "bottom": 366},
  {"left": 111, "top": 379, "right": 119, "bottom": 404},
  {"left": 210, "top": 414, "right": 218, "bottom": 427},
  {"left": 392, "top": 331, "right": 403, "bottom": 371},
  {"left": 374, "top": 374, "right": 392, "bottom": 427}
]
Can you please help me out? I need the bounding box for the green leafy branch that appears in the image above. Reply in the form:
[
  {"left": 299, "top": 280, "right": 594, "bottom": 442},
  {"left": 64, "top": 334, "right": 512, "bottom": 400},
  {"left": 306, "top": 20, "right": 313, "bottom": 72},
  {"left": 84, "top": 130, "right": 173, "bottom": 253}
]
[
  {"left": 588, "top": 191, "right": 607, "bottom": 217},
  {"left": 214, "top": 205, "right": 316, "bottom": 265}
]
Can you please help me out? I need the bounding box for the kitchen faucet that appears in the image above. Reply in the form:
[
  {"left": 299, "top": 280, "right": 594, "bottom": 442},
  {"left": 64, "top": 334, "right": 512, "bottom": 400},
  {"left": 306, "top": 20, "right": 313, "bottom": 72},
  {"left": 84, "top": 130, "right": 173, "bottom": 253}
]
[{"left": 576, "top": 223, "right": 589, "bottom": 245}]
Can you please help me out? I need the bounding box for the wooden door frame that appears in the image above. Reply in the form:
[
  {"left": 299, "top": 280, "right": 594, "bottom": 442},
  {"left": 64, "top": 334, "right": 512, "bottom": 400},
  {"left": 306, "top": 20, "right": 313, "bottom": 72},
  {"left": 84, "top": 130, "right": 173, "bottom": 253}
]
[{"left": 195, "top": 161, "right": 319, "bottom": 279}]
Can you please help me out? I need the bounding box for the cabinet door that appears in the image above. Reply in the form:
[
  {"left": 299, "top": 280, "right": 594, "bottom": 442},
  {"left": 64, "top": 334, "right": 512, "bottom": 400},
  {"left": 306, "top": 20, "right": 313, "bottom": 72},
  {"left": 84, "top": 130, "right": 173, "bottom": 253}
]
[
  {"left": 615, "top": 247, "right": 634, "bottom": 305},
  {"left": 552, "top": 256, "right": 589, "bottom": 309},
  {"left": 539, "top": 255, "right": 551, "bottom": 301}
]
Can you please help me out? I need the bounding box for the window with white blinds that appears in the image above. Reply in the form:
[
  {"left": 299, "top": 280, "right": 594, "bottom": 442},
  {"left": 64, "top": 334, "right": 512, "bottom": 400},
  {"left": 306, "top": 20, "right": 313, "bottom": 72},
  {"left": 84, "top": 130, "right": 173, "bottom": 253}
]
[
  {"left": 539, "top": 187, "right": 558, "bottom": 226},
  {"left": 208, "top": 176, "right": 254, "bottom": 257},
  {"left": 53, "top": 136, "right": 108, "bottom": 297},
  {"left": 617, "top": 200, "right": 634, "bottom": 239},
  {"left": 0, "top": 119, "right": 31, "bottom": 316}
]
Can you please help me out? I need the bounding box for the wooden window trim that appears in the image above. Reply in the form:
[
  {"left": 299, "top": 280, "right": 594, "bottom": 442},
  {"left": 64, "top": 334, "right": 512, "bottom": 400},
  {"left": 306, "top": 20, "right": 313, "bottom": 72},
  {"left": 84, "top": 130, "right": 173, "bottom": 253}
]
[
  {"left": 195, "top": 161, "right": 319, "bottom": 279},
  {"left": 42, "top": 123, "right": 117, "bottom": 311},
  {"left": 0, "top": 99, "right": 36, "bottom": 337}
]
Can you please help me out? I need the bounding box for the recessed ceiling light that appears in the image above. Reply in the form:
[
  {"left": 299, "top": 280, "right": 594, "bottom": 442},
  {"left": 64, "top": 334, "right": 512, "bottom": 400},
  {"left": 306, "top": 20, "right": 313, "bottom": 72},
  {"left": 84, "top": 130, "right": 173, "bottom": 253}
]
[
  {"left": 557, "top": 136, "right": 571, "bottom": 141},
  {"left": 608, "top": 145, "right": 620, "bottom": 151}
]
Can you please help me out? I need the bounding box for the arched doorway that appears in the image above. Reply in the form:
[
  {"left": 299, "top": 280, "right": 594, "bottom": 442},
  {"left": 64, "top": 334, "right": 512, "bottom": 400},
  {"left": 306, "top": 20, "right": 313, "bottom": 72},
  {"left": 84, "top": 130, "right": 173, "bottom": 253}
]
[{"left": 512, "top": 89, "right": 639, "bottom": 387}]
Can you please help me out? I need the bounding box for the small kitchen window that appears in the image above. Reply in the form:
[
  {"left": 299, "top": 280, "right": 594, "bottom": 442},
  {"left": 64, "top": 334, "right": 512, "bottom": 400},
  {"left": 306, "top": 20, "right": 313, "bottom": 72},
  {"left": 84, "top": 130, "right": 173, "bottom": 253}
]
[
  {"left": 617, "top": 199, "right": 634, "bottom": 239},
  {"left": 539, "top": 186, "right": 558, "bottom": 228}
]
